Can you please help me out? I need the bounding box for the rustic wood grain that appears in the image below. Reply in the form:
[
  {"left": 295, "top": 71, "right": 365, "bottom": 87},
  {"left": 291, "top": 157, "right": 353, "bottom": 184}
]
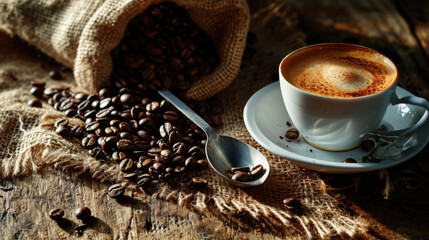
[{"left": 1, "top": 0, "right": 429, "bottom": 239}]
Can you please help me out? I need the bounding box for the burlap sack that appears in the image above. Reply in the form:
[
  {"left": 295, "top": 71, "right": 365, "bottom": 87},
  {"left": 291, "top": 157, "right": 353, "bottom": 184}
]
[{"left": 0, "top": 0, "right": 249, "bottom": 100}]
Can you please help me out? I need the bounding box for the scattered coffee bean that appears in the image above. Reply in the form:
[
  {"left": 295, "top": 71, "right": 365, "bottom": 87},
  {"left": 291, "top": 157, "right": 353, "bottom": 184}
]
[
  {"left": 75, "top": 206, "right": 91, "bottom": 220},
  {"left": 31, "top": 80, "right": 46, "bottom": 88},
  {"left": 108, "top": 183, "right": 125, "bottom": 198},
  {"left": 192, "top": 177, "right": 208, "bottom": 188},
  {"left": 283, "top": 197, "right": 302, "bottom": 210},
  {"left": 49, "top": 70, "right": 62, "bottom": 80},
  {"left": 286, "top": 128, "right": 299, "bottom": 140},
  {"left": 28, "top": 99, "right": 42, "bottom": 108},
  {"left": 48, "top": 208, "right": 64, "bottom": 220},
  {"left": 55, "top": 125, "right": 71, "bottom": 138},
  {"left": 344, "top": 158, "right": 357, "bottom": 163},
  {"left": 30, "top": 87, "right": 44, "bottom": 98}
]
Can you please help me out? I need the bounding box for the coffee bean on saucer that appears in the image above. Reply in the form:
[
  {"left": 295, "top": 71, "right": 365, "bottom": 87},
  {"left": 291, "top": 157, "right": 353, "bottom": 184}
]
[
  {"left": 286, "top": 128, "right": 299, "bottom": 140},
  {"left": 344, "top": 158, "right": 357, "bottom": 163},
  {"left": 361, "top": 139, "right": 375, "bottom": 151},
  {"left": 48, "top": 208, "right": 64, "bottom": 220},
  {"left": 75, "top": 206, "right": 91, "bottom": 220}
]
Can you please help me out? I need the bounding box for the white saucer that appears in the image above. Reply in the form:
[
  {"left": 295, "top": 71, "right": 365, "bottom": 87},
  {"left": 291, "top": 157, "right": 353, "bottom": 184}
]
[{"left": 243, "top": 82, "right": 429, "bottom": 174}]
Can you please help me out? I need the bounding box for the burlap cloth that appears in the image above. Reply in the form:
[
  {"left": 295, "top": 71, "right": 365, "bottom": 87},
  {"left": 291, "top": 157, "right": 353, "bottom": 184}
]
[{"left": 0, "top": 1, "right": 372, "bottom": 239}]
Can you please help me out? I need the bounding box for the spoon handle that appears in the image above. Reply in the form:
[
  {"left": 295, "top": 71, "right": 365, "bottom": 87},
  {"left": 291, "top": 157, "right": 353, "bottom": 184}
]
[{"left": 158, "top": 89, "right": 217, "bottom": 137}]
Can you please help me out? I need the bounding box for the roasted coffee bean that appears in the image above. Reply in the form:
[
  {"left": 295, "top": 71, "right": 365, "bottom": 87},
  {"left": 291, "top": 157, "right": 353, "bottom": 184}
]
[
  {"left": 120, "top": 93, "right": 135, "bottom": 104},
  {"left": 137, "top": 174, "right": 151, "bottom": 186},
  {"left": 172, "top": 142, "right": 186, "bottom": 155},
  {"left": 168, "top": 130, "right": 182, "bottom": 144},
  {"left": 148, "top": 147, "right": 162, "bottom": 156},
  {"left": 159, "top": 122, "right": 173, "bottom": 138},
  {"left": 136, "top": 130, "right": 151, "bottom": 142},
  {"left": 171, "top": 155, "right": 185, "bottom": 166},
  {"left": 175, "top": 166, "right": 186, "bottom": 174},
  {"left": 153, "top": 162, "right": 165, "bottom": 172},
  {"left": 71, "top": 125, "right": 85, "bottom": 138},
  {"left": 82, "top": 136, "right": 97, "bottom": 149},
  {"left": 192, "top": 177, "right": 208, "bottom": 188},
  {"left": 112, "top": 151, "right": 127, "bottom": 163},
  {"left": 56, "top": 125, "right": 71, "bottom": 138},
  {"left": 283, "top": 197, "right": 302, "bottom": 210},
  {"left": 31, "top": 80, "right": 46, "bottom": 88},
  {"left": 96, "top": 107, "right": 114, "bottom": 118},
  {"left": 54, "top": 119, "right": 69, "bottom": 128},
  {"left": 138, "top": 158, "right": 153, "bottom": 170},
  {"left": 184, "top": 156, "right": 196, "bottom": 168},
  {"left": 108, "top": 183, "right": 125, "bottom": 198},
  {"left": 117, "top": 139, "right": 135, "bottom": 151},
  {"left": 250, "top": 164, "right": 264, "bottom": 178},
  {"left": 231, "top": 167, "right": 250, "bottom": 173},
  {"left": 28, "top": 99, "right": 42, "bottom": 108},
  {"left": 135, "top": 140, "right": 151, "bottom": 150},
  {"left": 49, "top": 208, "right": 64, "bottom": 220},
  {"left": 196, "top": 159, "right": 209, "bottom": 171},
  {"left": 119, "top": 122, "right": 134, "bottom": 132},
  {"left": 160, "top": 149, "right": 173, "bottom": 160},
  {"left": 65, "top": 108, "right": 77, "bottom": 117},
  {"left": 286, "top": 128, "right": 299, "bottom": 140},
  {"left": 119, "top": 158, "right": 134, "bottom": 173},
  {"left": 49, "top": 70, "right": 62, "bottom": 80},
  {"left": 225, "top": 170, "right": 234, "bottom": 179},
  {"left": 344, "top": 158, "right": 357, "bottom": 163},
  {"left": 60, "top": 98, "right": 74, "bottom": 110},
  {"left": 361, "top": 139, "right": 375, "bottom": 151},
  {"left": 139, "top": 118, "right": 157, "bottom": 130},
  {"left": 30, "top": 87, "right": 44, "bottom": 98},
  {"left": 163, "top": 110, "right": 179, "bottom": 122},
  {"left": 75, "top": 206, "right": 91, "bottom": 221},
  {"left": 85, "top": 121, "right": 100, "bottom": 132},
  {"left": 231, "top": 171, "right": 250, "bottom": 182},
  {"left": 99, "top": 98, "right": 112, "bottom": 109}
]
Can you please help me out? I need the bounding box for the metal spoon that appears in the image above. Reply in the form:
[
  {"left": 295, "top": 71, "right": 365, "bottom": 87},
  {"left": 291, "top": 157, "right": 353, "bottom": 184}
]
[{"left": 158, "top": 89, "right": 270, "bottom": 187}]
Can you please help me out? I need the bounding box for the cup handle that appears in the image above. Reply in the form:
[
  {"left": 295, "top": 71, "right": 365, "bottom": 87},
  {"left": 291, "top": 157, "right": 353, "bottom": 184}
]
[
  {"left": 385, "top": 92, "right": 429, "bottom": 136},
  {"left": 362, "top": 91, "right": 429, "bottom": 161}
]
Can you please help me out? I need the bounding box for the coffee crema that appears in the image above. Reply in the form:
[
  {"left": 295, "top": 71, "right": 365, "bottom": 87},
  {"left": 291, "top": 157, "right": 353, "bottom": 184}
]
[{"left": 281, "top": 45, "right": 397, "bottom": 98}]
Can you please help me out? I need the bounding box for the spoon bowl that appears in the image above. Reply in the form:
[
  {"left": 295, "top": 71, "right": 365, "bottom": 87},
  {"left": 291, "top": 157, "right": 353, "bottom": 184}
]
[
  {"left": 206, "top": 135, "right": 270, "bottom": 187},
  {"left": 158, "top": 89, "right": 270, "bottom": 187}
]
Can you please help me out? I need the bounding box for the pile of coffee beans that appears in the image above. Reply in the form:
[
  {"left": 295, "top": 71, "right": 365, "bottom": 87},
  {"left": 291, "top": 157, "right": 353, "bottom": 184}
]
[
  {"left": 225, "top": 164, "right": 264, "bottom": 182},
  {"left": 110, "top": 2, "right": 218, "bottom": 94},
  {"left": 42, "top": 85, "right": 217, "bottom": 194}
]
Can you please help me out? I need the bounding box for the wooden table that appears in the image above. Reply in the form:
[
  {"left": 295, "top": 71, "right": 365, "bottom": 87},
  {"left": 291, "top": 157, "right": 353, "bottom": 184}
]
[{"left": 2, "top": 0, "right": 429, "bottom": 239}]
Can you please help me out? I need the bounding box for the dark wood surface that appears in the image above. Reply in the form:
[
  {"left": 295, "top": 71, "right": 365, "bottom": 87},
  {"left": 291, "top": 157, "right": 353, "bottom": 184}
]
[{"left": 2, "top": 0, "right": 429, "bottom": 239}]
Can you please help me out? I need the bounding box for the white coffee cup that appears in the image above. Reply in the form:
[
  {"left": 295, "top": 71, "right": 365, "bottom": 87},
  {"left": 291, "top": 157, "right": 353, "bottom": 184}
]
[{"left": 279, "top": 43, "right": 429, "bottom": 151}]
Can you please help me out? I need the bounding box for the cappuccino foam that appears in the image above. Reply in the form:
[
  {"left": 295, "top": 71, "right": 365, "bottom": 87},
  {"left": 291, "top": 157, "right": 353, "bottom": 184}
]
[{"left": 282, "top": 46, "right": 397, "bottom": 98}]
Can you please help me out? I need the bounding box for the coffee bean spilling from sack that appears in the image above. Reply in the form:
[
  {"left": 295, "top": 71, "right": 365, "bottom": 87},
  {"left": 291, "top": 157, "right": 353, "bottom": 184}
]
[
  {"left": 110, "top": 2, "right": 218, "bottom": 94},
  {"left": 30, "top": 2, "right": 223, "bottom": 196},
  {"left": 42, "top": 85, "right": 219, "bottom": 195}
]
